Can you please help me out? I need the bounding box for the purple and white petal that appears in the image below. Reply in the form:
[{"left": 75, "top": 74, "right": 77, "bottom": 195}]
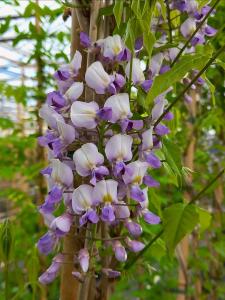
[
  {"left": 104, "top": 93, "right": 132, "bottom": 123},
  {"left": 123, "top": 161, "right": 148, "bottom": 185},
  {"left": 70, "top": 101, "right": 99, "bottom": 129},
  {"left": 73, "top": 143, "right": 104, "bottom": 177},
  {"left": 113, "top": 241, "right": 127, "bottom": 262},
  {"left": 51, "top": 159, "right": 73, "bottom": 187},
  {"left": 143, "top": 175, "right": 160, "bottom": 187},
  {"left": 39, "top": 104, "right": 64, "bottom": 130},
  {"left": 72, "top": 184, "right": 93, "bottom": 214},
  {"left": 125, "top": 58, "right": 145, "bottom": 84},
  {"left": 80, "top": 32, "right": 91, "bottom": 48},
  {"left": 125, "top": 220, "right": 142, "bottom": 237},
  {"left": 93, "top": 179, "right": 118, "bottom": 204},
  {"left": 130, "top": 185, "right": 145, "bottom": 202},
  {"left": 64, "top": 82, "right": 84, "bottom": 102},
  {"left": 125, "top": 238, "right": 145, "bottom": 252},
  {"left": 105, "top": 134, "right": 133, "bottom": 162},
  {"left": 57, "top": 121, "right": 76, "bottom": 145},
  {"left": 78, "top": 249, "right": 89, "bottom": 273},
  {"left": 85, "top": 61, "right": 111, "bottom": 94}
]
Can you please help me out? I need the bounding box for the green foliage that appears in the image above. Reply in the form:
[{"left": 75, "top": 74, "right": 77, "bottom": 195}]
[
  {"left": 163, "top": 203, "right": 199, "bottom": 255},
  {"left": 0, "top": 219, "right": 13, "bottom": 262},
  {"left": 146, "top": 52, "right": 213, "bottom": 107},
  {"left": 113, "top": 0, "right": 123, "bottom": 28}
]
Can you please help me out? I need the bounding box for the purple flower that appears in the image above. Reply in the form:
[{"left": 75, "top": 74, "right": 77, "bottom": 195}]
[
  {"left": 78, "top": 248, "right": 89, "bottom": 273},
  {"left": 144, "top": 151, "right": 162, "bottom": 168},
  {"left": 180, "top": 18, "right": 196, "bottom": 38},
  {"left": 72, "top": 184, "right": 99, "bottom": 225},
  {"left": 102, "top": 268, "right": 121, "bottom": 278},
  {"left": 37, "top": 232, "right": 57, "bottom": 255},
  {"left": 64, "top": 82, "right": 84, "bottom": 102},
  {"left": 80, "top": 32, "right": 91, "bottom": 48},
  {"left": 70, "top": 101, "right": 99, "bottom": 129},
  {"left": 143, "top": 175, "right": 160, "bottom": 188},
  {"left": 141, "top": 79, "right": 153, "bottom": 92},
  {"left": 85, "top": 61, "right": 112, "bottom": 94},
  {"left": 204, "top": 25, "right": 217, "bottom": 37},
  {"left": 39, "top": 254, "right": 63, "bottom": 284},
  {"left": 125, "top": 237, "right": 145, "bottom": 252},
  {"left": 154, "top": 124, "right": 170, "bottom": 136},
  {"left": 105, "top": 134, "right": 133, "bottom": 164},
  {"left": 125, "top": 58, "right": 145, "bottom": 84},
  {"left": 143, "top": 210, "right": 161, "bottom": 224},
  {"left": 135, "top": 37, "right": 143, "bottom": 52},
  {"left": 39, "top": 104, "right": 64, "bottom": 130},
  {"left": 47, "top": 91, "right": 66, "bottom": 109},
  {"left": 113, "top": 241, "right": 127, "bottom": 262},
  {"left": 54, "top": 50, "right": 82, "bottom": 93},
  {"left": 114, "top": 202, "right": 130, "bottom": 219},
  {"left": 39, "top": 185, "right": 63, "bottom": 214},
  {"left": 51, "top": 159, "right": 73, "bottom": 187},
  {"left": 104, "top": 93, "right": 132, "bottom": 123},
  {"left": 50, "top": 213, "right": 73, "bottom": 236},
  {"left": 73, "top": 143, "right": 107, "bottom": 184},
  {"left": 125, "top": 220, "right": 142, "bottom": 237}
]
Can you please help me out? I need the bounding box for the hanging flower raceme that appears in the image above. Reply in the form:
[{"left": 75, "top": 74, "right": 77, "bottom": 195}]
[{"left": 37, "top": 2, "right": 216, "bottom": 282}]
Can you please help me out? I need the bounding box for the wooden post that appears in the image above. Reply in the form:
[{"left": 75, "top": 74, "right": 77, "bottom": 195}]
[{"left": 60, "top": 2, "right": 89, "bottom": 299}]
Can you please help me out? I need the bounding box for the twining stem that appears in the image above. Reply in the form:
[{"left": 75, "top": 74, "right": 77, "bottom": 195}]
[
  {"left": 154, "top": 44, "right": 225, "bottom": 127},
  {"left": 165, "top": 0, "right": 172, "bottom": 43},
  {"left": 128, "top": 52, "right": 134, "bottom": 99},
  {"left": 171, "top": 0, "right": 221, "bottom": 67},
  {"left": 124, "top": 229, "right": 164, "bottom": 270},
  {"left": 189, "top": 169, "right": 224, "bottom": 204},
  {"left": 124, "top": 168, "right": 225, "bottom": 270}
]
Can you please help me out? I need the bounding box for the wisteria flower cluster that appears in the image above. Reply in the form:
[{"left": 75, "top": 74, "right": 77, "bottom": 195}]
[{"left": 37, "top": 0, "right": 216, "bottom": 285}]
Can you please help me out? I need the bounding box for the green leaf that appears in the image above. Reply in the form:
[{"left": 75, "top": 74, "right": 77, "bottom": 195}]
[
  {"left": 27, "top": 247, "right": 39, "bottom": 286},
  {"left": 202, "top": 74, "right": 216, "bottom": 106},
  {"left": 143, "top": 30, "right": 155, "bottom": 59},
  {"left": 162, "top": 138, "right": 183, "bottom": 187},
  {"left": 216, "top": 59, "right": 225, "bottom": 70},
  {"left": 98, "top": 4, "right": 114, "bottom": 23},
  {"left": 131, "top": 0, "right": 141, "bottom": 19},
  {"left": 0, "top": 219, "right": 13, "bottom": 262},
  {"left": 125, "top": 19, "right": 136, "bottom": 49},
  {"left": 113, "top": 0, "right": 123, "bottom": 28},
  {"left": 157, "top": 0, "right": 167, "bottom": 20},
  {"left": 197, "top": 207, "right": 211, "bottom": 234},
  {"left": 163, "top": 203, "right": 199, "bottom": 255},
  {"left": 146, "top": 52, "right": 212, "bottom": 107}
]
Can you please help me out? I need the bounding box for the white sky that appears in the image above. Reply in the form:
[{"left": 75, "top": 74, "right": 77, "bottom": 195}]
[{"left": 0, "top": 0, "right": 71, "bottom": 85}]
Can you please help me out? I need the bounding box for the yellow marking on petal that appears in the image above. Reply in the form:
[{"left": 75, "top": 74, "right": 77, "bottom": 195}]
[
  {"left": 133, "top": 176, "right": 142, "bottom": 184},
  {"left": 113, "top": 45, "right": 121, "bottom": 55},
  {"left": 103, "top": 194, "right": 112, "bottom": 203}
]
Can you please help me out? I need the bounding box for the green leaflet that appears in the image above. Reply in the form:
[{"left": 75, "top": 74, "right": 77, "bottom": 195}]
[
  {"left": 98, "top": 4, "right": 114, "bottom": 23},
  {"left": 113, "top": 0, "right": 123, "bottom": 28},
  {"left": 197, "top": 207, "right": 212, "bottom": 234},
  {"left": 0, "top": 219, "right": 13, "bottom": 262},
  {"left": 131, "top": 0, "right": 141, "bottom": 19},
  {"left": 125, "top": 19, "right": 136, "bottom": 50},
  {"left": 202, "top": 74, "right": 216, "bottom": 106},
  {"left": 162, "top": 138, "right": 183, "bottom": 187},
  {"left": 146, "top": 52, "right": 212, "bottom": 108},
  {"left": 163, "top": 203, "right": 199, "bottom": 255}
]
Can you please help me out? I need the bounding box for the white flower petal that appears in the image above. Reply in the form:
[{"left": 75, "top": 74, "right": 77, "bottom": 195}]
[
  {"left": 72, "top": 184, "right": 93, "bottom": 214},
  {"left": 70, "top": 101, "right": 99, "bottom": 129},
  {"left": 105, "top": 134, "right": 133, "bottom": 162},
  {"left": 104, "top": 93, "right": 132, "bottom": 122}
]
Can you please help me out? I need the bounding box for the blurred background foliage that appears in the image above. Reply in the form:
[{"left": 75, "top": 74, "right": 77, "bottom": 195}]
[{"left": 0, "top": 0, "right": 224, "bottom": 299}]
